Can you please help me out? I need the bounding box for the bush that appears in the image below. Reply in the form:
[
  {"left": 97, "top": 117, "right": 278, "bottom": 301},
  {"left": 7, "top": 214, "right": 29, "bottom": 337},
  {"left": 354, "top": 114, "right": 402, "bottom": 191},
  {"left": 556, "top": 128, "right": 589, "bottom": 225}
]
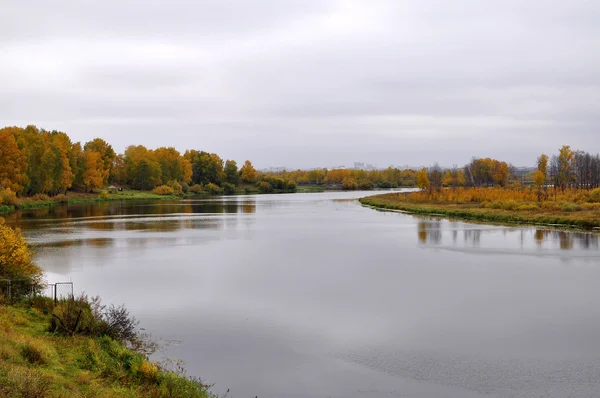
[
  {"left": 152, "top": 185, "right": 175, "bottom": 195},
  {"left": 166, "top": 180, "right": 183, "bottom": 194},
  {"left": 180, "top": 182, "right": 189, "bottom": 194},
  {"left": 49, "top": 296, "right": 97, "bottom": 336},
  {"left": 99, "top": 190, "right": 109, "bottom": 199},
  {"left": 222, "top": 182, "right": 236, "bottom": 195},
  {"left": 342, "top": 177, "right": 358, "bottom": 190},
  {"left": 189, "top": 184, "right": 204, "bottom": 194},
  {"left": 0, "top": 188, "right": 20, "bottom": 206},
  {"left": 358, "top": 179, "right": 374, "bottom": 190},
  {"left": 54, "top": 194, "right": 69, "bottom": 203},
  {"left": 205, "top": 183, "right": 222, "bottom": 195},
  {"left": 562, "top": 203, "right": 579, "bottom": 212},
  {"left": 589, "top": 188, "right": 600, "bottom": 203},
  {"left": 257, "top": 181, "right": 273, "bottom": 193},
  {"left": 31, "top": 194, "right": 50, "bottom": 202}
]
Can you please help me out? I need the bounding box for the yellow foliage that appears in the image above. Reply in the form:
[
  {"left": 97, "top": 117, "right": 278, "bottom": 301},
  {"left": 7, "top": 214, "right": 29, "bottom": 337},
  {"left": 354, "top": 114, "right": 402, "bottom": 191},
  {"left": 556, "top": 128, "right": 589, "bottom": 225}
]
[
  {"left": 152, "top": 185, "right": 175, "bottom": 195},
  {"left": 0, "top": 219, "right": 43, "bottom": 283}
]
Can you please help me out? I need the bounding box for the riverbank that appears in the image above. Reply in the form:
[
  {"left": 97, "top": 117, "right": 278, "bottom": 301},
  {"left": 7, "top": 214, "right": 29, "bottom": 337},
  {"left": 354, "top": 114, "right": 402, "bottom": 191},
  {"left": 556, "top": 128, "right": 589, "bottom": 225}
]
[
  {"left": 0, "top": 303, "right": 213, "bottom": 397},
  {"left": 360, "top": 192, "right": 600, "bottom": 230},
  {"left": 0, "top": 190, "right": 181, "bottom": 215}
]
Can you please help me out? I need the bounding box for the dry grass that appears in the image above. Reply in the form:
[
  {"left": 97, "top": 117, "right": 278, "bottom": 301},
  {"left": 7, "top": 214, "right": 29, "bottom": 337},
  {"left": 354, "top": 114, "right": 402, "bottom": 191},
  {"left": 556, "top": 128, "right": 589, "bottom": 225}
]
[{"left": 360, "top": 188, "right": 600, "bottom": 229}]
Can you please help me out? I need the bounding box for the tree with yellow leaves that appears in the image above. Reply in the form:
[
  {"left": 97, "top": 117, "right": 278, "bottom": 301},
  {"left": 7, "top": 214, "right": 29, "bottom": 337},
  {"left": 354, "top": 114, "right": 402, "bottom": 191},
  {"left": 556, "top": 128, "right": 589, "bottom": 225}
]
[
  {"left": 240, "top": 160, "right": 257, "bottom": 183},
  {"left": 416, "top": 168, "right": 430, "bottom": 191},
  {"left": 0, "top": 128, "right": 28, "bottom": 194},
  {"left": 0, "top": 219, "right": 43, "bottom": 289}
]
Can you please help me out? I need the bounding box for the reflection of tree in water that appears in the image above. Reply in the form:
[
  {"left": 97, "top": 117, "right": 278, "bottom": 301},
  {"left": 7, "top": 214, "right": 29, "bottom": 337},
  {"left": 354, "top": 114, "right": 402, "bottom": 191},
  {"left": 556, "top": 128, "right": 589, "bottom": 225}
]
[
  {"left": 417, "top": 219, "right": 442, "bottom": 245},
  {"left": 534, "top": 229, "right": 598, "bottom": 250},
  {"left": 463, "top": 229, "right": 481, "bottom": 246}
]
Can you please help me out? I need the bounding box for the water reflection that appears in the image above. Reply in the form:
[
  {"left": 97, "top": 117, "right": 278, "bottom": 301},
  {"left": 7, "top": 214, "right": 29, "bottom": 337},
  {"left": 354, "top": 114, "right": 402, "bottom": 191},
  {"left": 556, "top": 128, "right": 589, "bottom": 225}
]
[{"left": 417, "top": 218, "right": 599, "bottom": 251}]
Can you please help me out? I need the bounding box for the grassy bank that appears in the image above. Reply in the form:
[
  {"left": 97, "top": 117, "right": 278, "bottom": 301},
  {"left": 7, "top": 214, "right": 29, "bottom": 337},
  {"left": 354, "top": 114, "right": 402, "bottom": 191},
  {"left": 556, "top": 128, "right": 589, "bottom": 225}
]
[
  {"left": 360, "top": 192, "right": 600, "bottom": 230},
  {"left": 0, "top": 303, "right": 213, "bottom": 397},
  {"left": 0, "top": 190, "right": 183, "bottom": 215}
]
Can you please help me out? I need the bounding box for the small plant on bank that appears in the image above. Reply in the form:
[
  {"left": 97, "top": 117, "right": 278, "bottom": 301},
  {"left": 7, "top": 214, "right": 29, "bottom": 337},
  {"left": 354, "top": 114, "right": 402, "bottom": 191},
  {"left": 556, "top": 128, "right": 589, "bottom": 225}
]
[{"left": 152, "top": 185, "right": 175, "bottom": 195}]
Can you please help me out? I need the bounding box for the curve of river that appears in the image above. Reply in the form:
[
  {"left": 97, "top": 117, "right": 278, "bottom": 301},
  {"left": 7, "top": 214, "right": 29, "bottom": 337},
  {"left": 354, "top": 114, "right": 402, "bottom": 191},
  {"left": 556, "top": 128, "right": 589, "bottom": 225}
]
[{"left": 6, "top": 190, "right": 600, "bottom": 398}]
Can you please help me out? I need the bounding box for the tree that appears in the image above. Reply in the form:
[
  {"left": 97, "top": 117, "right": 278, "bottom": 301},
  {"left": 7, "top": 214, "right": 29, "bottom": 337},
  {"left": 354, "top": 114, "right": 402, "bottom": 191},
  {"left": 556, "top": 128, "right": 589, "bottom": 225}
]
[
  {"left": 416, "top": 168, "right": 430, "bottom": 191},
  {"left": 240, "top": 160, "right": 257, "bottom": 183},
  {"left": 0, "top": 219, "right": 43, "bottom": 286},
  {"left": 0, "top": 128, "right": 28, "bottom": 194},
  {"left": 83, "top": 150, "right": 106, "bottom": 192},
  {"left": 84, "top": 138, "right": 115, "bottom": 185},
  {"left": 191, "top": 152, "right": 224, "bottom": 185},
  {"left": 224, "top": 160, "right": 240, "bottom": 185},
  {"left": 557, "top": 145, "right": 574, "bottom": 191},
  {"left": 534, "top": 171, "right": 546, "bottom": 201}
]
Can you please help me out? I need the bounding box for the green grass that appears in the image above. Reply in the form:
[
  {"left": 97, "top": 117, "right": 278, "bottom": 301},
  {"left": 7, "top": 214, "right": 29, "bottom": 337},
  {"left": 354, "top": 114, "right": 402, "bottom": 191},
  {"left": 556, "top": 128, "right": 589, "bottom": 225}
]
[
  {"left": 0, "top": 205, "right": 15, "bottom": 214},
  {"left": 296, "top": 185, "right": 326, "bottom": 193},
  {"left": 0, "top": 304, "right": 214, "bottom": 397},
  {"left": 360, "top": 193, "right": 600, "bottom": 230}
]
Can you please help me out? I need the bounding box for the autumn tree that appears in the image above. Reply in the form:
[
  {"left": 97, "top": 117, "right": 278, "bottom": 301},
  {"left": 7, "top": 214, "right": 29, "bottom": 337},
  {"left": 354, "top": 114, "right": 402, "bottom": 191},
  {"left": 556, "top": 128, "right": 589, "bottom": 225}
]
[
  {"left": 240, "top": 160, "right": 257, "bottom": 183},
  {"left": 84, "top": 138, "right": 115, "bottom": 185},
  {"left": 557, "top": 145, "right": 574, "bottom": 191},
  {"left": 154, "top": 147, "right": 192, "bottom": 184},
  {"left": 224, "top": 160, "right": 240, "bottom": 185},
  {"left": 416, "top": 168, "right": 430, "bottom": 191},
  {"left": 0, "top": 128, "right": 28, "bottom": 194},
  {"left": 83, "top": 150, "right": 106, "bottom": 192},
  {"left": 0, "top": 219, "right": 43, "bottom": 290},
  {"left": 123, "top": 145, "right": 162, "bottom": 190}
]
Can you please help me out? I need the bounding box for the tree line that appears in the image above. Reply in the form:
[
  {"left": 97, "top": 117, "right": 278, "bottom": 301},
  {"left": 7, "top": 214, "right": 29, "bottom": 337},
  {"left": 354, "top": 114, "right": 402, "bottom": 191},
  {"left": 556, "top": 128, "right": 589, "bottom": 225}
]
[
  {"left": 416, "top": 145, "right": 600, "bottom": 197},
  {"left": 0, "top": 125, "right": 293, "bottom": 198}
]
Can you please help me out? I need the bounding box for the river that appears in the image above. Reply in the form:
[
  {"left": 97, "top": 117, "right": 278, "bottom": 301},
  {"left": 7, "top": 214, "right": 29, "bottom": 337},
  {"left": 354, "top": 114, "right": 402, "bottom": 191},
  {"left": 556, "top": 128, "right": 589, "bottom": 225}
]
[{"left": 5, "top": 190, "right": 600, "bottom": 398}]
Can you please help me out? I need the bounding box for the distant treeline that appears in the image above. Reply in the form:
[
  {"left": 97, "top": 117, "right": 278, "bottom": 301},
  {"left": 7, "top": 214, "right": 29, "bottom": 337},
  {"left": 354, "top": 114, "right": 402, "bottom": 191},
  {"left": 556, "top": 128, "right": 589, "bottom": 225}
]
[
  {"left": 415, "top": 146, "right": 600, "bottom": 198},
  {"left": 2, "top": 126, "right": 598, "bottom": 201},
  {"left": 263, "top": 168, "right": 418, "bottom": 190},
  {"left": 0, "top": 125, "right": 295, "bottom": 200}
]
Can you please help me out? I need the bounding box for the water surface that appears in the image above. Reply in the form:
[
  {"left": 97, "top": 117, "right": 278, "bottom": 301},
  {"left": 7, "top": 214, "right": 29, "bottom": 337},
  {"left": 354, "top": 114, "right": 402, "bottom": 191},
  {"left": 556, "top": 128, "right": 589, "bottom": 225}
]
[{"left": 7, "top": 191, "right": 600, "bottom": 397}]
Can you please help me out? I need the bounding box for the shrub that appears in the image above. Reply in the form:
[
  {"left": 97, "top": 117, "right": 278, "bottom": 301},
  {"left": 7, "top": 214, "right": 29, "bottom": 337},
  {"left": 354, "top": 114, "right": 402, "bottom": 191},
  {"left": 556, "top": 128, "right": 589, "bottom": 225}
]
[
  {"left": 152, "top": 185, "right": 175, "bottom": 195},
  {"left": 49, "top": 296, "right": 97, "bottom": 336},
  {"left": 29, "top": 296, "right": 54, "bottom": 315},
  {"left": 589, "top": 188, "right": 600, "bottom": 203},
  {"left": 358, "top": 179, "right": 374, "bottom": 190},
  {"left": 166, "top": 180, "right": 183, "bottom": 194},
  {"left": 0, "top": 188, "right": 20, "bottom": 206},
  {"left": 342, "top": 177, "right": 358, "bottom": 190},
  {"left": 180, "top": 182, "right": 189, "bottom": 193},
  {"left": 222, "top": 182, "right": 236, "bottom": 195},
  {"left": 31, "top": 194, "right": 50, "bottom": 202},
  {"left": 189, "top": 184, "right": 204, "bottom": 194},
  {"left": 257, "top": 181, "right": 273, "bottom": 193},
  {"left": 100, "top": 304, "right": 139, "bottom": 345},
  {"left": 53, "top": 194, "right": 69, "bottom": 203},
  {"left": 99, "top": 190, "right": 109, "bottom": 199},
  {"left": 205, "top": 183, "right": 222, "bottom": 195},
  {"left": 562, "top": 203, "right": 579, "bottom": 212}
]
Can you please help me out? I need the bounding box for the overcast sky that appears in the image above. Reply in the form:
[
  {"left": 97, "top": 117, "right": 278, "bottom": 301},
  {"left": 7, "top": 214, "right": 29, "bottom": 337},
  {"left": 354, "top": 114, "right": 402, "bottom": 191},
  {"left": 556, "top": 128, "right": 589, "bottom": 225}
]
[{"left": 2, "top": 1, "right": 599, "bottom": 169}]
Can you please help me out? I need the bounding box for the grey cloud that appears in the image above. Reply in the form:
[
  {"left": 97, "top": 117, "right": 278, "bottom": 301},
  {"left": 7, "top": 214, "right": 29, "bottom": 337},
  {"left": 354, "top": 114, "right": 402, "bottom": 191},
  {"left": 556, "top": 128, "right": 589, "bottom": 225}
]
[{"left": 1, "top": 0, "right": 599, "bottom": 169}]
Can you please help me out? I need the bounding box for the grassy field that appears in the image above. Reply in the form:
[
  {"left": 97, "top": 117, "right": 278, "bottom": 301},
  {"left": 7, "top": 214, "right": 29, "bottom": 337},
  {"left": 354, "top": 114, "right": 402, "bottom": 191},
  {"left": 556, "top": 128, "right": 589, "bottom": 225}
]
[
  {"left": 360, "top": 190, "right": 600, "bottom": 230},
  {"left": 0, "top": 303, "right": 213, "bottom": 398}
]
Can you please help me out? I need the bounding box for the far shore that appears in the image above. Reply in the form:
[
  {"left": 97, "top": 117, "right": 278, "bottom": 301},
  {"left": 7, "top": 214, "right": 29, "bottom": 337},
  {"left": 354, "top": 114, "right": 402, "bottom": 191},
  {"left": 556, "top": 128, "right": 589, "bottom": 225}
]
[{"left": 360, "top": 192, "right": 600, "bottom": 231}]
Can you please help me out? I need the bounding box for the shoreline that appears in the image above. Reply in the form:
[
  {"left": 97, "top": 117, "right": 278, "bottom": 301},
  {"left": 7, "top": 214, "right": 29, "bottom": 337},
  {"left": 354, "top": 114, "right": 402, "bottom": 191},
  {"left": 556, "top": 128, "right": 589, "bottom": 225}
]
[{"left": 359, "top": 194, "right": 600, "bottom": 232}]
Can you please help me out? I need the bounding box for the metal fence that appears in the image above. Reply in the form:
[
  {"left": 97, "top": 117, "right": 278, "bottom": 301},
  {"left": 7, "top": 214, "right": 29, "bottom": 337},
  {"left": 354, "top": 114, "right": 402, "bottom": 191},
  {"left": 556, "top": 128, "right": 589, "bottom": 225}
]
[{"left": 0, "top": 279, "right": 73, "bottom": 304}]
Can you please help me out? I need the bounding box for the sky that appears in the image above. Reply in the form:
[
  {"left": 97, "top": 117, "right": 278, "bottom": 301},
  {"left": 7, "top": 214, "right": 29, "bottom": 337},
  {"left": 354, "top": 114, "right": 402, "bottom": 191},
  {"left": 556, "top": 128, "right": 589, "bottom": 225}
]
[{"left": 1, "top": 0, "right": 599, "bottom": 169}]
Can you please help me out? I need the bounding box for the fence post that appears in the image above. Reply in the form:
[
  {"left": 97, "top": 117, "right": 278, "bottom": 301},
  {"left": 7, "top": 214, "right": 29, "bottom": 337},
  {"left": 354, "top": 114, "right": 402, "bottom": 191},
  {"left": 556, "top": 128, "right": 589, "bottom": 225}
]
[
  {"left": 7, "top": 280, "right": 11, "bottom": 302},
  {"left": 54, "top": 284, "right": 58, "bottom": 305}
]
